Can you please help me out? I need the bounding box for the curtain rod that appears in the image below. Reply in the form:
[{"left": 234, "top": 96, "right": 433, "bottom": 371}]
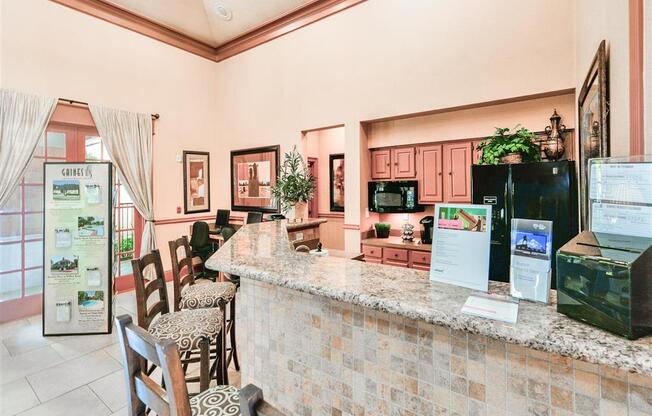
[{"left": 58, "top": 98, "right": 160, "bottom": 120}]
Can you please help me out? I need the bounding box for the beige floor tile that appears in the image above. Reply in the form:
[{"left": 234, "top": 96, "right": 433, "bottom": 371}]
[
  {"left": 0, "top": 345, "right": 64, "bottom": 384},
  {"left": 0, "top": 378, "right": 40, "bottom": 416},
  {"left": 17, "top": 386, "right": 111, "bottom": 416},
  {"left": 89, "top": 370, "right": 125, "bottom": 412},
  {"left": 50, "top": 333, "right": 117, "bottom": 360},
  {"left": 0, "top": 341, "right": 10, "bottom": 357},
  {"left": 2, "top": 325, "right": 51, "bottom": 356},
  {"left": 102, "top": 343, "right": 123, "bottom": 363},
  {"left": 109, "top": 407, "right": 128, "bottom": 416},
  {"left": 0, "top": 319, "right": 31, "bottom": 340},
  {"left": 27, "top": 349, "right": 121, "bottom": 402}
]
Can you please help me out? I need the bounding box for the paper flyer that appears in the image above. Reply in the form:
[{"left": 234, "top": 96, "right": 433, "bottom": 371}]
[
  {"left": 430, "top": 204, "right": 492, "bottom": 291},
  {"left": 509, "top": 218, "right": 553, "bottom": 303}
]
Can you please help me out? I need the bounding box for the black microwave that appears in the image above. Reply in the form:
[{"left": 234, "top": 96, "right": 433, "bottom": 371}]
[{"left": 368, "top": 181, "right": 424, "bottom": 213}]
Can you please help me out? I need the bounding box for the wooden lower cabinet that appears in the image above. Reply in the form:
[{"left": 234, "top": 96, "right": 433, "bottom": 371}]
[{"left": 361, "top": 244, "right": 430, "bottom": 270}]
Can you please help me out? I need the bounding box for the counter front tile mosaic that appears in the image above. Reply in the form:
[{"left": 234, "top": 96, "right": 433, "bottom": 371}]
[{"left": 238, "top": 279, "right": 652, "bottom": 416}]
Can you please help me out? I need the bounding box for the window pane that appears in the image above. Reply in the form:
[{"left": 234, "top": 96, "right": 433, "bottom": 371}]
[
  {"left": 24, "top": 157, "right": 44, "bottom": 184},
  {"left": 0, "top": 243, "right": 21, "bottom": 273},
  {"left": 85, "top": 136, "right": 103, "bottom": 161},
  {"left": 0, "top": 186, "right": 21, "bottom": 213},
  {"left": 46, "top": 132, "right": 67, "bottom": 158},
  {"left": 0, "top": 215, "right": 21, "bottom": 243},
  {"left": 0, "top": 272, "right": 21, "bottom": 301},
  {"left": 25, "top": 241, "right": 42, "bottom": 269},
  {"left": 25, "top": 214, "right": 42, "bottom": 239},
  {"left": 119, "top": 184, "right": 132, "bottom": 204},
  {"left": 25, "top": 268, "right": 43, "bottom": 296},
  {"left": 119, "top": 254, "right": 133, "bottom": 277},
  {"left": 24, "top": 185, "right": 43, "bottom": 212}
]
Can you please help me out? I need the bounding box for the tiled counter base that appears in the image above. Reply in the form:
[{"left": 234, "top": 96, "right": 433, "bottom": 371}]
[{"left": 238, "top": 279, "right": 652, "bottom": 416}]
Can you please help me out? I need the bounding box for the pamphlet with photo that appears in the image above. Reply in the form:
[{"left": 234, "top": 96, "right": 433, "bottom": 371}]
[
  {"left": 509, "top": 218, "right": 553, "bottom": 303},
  {"left": 430, "top": 204, "right": 492, "bottom": 291}
]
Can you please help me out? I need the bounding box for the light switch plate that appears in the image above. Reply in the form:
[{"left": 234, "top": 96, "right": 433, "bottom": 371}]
[{"left": 176, "top": 154, "right": 182, "bottom": 163}]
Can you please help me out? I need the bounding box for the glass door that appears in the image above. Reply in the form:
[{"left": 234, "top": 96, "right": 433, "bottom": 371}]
[{"left": 0, "top": 123, "right": 142, "bottom": 321}]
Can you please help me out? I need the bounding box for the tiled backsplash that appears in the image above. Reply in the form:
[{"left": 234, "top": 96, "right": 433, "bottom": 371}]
[{"left": 238, "top": 279, "right": 652, "bottom": 416}]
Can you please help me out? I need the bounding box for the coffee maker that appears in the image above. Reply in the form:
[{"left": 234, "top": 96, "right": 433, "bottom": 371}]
[{"left": 420, "top": 216, "right": 434, "bottom": 244}]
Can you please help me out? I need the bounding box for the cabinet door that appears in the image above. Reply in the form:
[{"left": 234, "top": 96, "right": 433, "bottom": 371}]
[
  {"left": 472, "top": 140, "right": 483, "bottom": 165},
  {"left": 417, "top": 144, "right": 443, "bottom": 203},
  {"left": 391, "top": 147, "right": 416, "bottom": 179},
  {"left": 443, "top": 142, "right": 472, "bottom": 202},
  {"left": 370, "top": 149, "right": 392, "bottom": 179}
]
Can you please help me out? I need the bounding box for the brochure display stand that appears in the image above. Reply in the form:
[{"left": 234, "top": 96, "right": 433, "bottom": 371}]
[
  {"left": 43, "top": 162, "right": 113, "bottom": 336},
  {"left": 509, "top": 218, "right": 553, "bottom": 303}
]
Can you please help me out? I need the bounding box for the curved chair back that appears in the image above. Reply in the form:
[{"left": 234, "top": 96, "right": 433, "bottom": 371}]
[
  {"left": 220, "top": 225, "right": 236, "bottom": 243},
  {"left": 215, "top": 209, "right": 230, "bottom": 227},
  {"left": 190, "top": 221, "right": 210, "bottom": 248},
  {"left": 131, "top": 249, "right": 169, "bottom": 330},
  {"left": 116, "top": 314, "right": 285, "bottom": 416},
  {"left": 246, "top": 212, "right": 263, "bottom": 224},
  {"left": 168, "top": 236, "right": 196, "bottom": 312}
]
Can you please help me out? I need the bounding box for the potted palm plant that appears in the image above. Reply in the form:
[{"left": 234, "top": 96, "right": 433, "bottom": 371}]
[
  {"left": 476, "top": 125, "right": 542, "bottom": 165},
  {"left": 271, "top": 146, "right": 316, "bottom": 221}
]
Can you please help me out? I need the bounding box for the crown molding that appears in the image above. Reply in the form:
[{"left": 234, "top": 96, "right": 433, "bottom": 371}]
[{"left": 50, "top": 0, "right": 366, "bottom": 62}]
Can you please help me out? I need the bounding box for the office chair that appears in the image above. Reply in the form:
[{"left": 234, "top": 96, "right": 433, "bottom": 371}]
[
  {"left": 189, "top": 221, "right": 216, "bottom": 280},
  {"left": 246, "top": 212, "right": 263, "bottom": 224}
]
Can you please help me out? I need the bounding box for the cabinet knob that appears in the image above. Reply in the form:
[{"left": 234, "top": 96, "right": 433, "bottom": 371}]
[
  {"left": 438, "top": 172, "right": 442, "bottom": 176},
  {"left": 448, "top": 172, "right": 452, "bottom": 175}
]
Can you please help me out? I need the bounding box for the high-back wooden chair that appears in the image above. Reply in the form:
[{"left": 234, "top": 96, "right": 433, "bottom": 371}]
[
  {"left": 131, "top": 250, "right": 226, "bottom": 390},
  {"left": 131, "top": 249, "right": 170, "bottom": 329},
  {"left": 115, "top": 314, "right": 284, "bottom": 416},
  {"left": 168, "top": 237, "right": 196, "bottom": 312}
]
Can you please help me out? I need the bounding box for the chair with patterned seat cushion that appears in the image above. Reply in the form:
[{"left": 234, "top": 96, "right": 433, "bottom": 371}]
[
  {"left": 169, "top": 236, "right": 239, "bottom": 377},
  {"left": 131, "top": 249, "right": 227, "bottom": 390},
  {"left": 115, "top": 314, "right": 284, "bottom": 416}
]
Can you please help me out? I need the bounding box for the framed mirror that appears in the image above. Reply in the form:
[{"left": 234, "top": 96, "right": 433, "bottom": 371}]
[{"left": 577, "top": 40, "right": 609, "bottom": 229}]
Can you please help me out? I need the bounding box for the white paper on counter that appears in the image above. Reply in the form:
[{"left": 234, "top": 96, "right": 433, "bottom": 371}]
[{"left": 461, "top": 295, "right": 519, "bottom": 324}]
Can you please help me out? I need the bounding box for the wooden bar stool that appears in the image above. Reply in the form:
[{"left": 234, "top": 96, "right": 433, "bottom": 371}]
[
  {"left": 131, "top": 249, "right": 226, "bottom": 390},
  {"left": 115, "top": 314, "right": 284, "bottom": 416},
  {"left": 169, "top": 236, "right": 239, "bottom": 380}
]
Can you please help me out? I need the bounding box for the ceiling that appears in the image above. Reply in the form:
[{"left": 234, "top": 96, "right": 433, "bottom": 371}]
[{"left": 103, "top": 0, "right": 314, "bottom": 47}]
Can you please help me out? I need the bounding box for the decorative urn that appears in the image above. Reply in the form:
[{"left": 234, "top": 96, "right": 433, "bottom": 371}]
[{"left": 542, "top": 109, "right": 566, "bottom": 160}]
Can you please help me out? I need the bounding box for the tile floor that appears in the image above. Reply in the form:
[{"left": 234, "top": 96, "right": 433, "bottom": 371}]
[{"left": 0, "top": 282, "right": 240, "bottom": 416}]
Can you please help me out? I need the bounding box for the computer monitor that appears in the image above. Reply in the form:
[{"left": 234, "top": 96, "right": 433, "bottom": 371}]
[{"left": 215, "top": 209, "right": 230, "bottom": 228}]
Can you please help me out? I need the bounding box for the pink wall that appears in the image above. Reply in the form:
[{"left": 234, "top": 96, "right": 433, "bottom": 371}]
[{"left": 304, "top": 127, "right": 345, "bottom": 214}]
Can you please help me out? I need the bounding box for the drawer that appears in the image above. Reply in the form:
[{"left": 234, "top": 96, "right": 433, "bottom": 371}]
[
  {"left": 364, "top": 257, "right": 383, "bottom": 264},
  {"left": 383, "top": 248, "right": 408, "bottom": 262},
  {"left": 411, "top": 263, "right": 430, "bottom": 271},
  {"left": 384, "top": 259, "right": 409, "bottom": 268},
  {"left": 410, "top": 251, "right": 431, "bottom": 265},
  {"left": 362, "top": 245, "right": 382, "bottom": 259}
]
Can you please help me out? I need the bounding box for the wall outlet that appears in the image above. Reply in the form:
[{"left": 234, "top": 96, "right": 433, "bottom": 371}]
[
  {"left": 176, "top": 206, "right": 181, "bottom": 214},
  {"left": 176, "top": 154, "right": 182, "bottom": 163}
]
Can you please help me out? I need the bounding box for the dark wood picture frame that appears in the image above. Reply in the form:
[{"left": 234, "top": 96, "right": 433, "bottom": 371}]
[
  {"left": 577, "top": 40, "right": 609, "bottom": 229},
  {"left": 183, "top": 151, "right": 211, "bottom": 214},
  {"left": 230, "top": 145, "right": 280, "bottom": 213},
  {"left": 329, "top": 153, "right": 345, "bottom": 212}
]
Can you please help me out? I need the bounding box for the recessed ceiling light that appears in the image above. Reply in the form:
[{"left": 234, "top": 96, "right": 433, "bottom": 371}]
[{"left": 214, "top": 2, "right": 233, "bottom": 21}]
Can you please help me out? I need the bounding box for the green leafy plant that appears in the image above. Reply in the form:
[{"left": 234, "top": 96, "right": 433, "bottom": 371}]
[
  {"left": 476, "top": 125, "right": 542, "bottom": 165},
  {"left": 271, "top": 146, "right": 316, "bottom": 214},
  {"left": 374, "top": 222, "right": 391, "bottom": 238}
]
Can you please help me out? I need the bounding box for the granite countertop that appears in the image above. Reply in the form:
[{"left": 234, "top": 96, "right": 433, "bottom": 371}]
[
  {"left": 362, "top": 236, "right": 432, "bottom": 252},
  {"left": 206, "top": 220, "right": 652, "bottom": 375}
]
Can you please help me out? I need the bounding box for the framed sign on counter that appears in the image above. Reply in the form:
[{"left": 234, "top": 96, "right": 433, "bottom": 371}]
[{"left": 43, "top": 162, "right": 113, "bottom": 336}]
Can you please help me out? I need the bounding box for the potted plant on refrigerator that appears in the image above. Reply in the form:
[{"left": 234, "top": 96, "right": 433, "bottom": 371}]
[
  {"left": 476, "top": 125, "right": 542, "bottom": 165},
  {"left": 271, "top": 146, "right": 316, "bottom": 221}
]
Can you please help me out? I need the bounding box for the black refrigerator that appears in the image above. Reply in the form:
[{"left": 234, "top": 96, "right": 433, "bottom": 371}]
[{"left": 471, "top": 161, "right": 578, "bottom": 288}]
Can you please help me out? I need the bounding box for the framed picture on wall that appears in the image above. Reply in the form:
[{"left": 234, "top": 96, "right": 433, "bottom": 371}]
[
  {"left": 230, "top": 145, "right": 280, "bottom": 213},
  {"left": 329, "top": 153, "right": 345, "bottom": 212},
  {"left": 183, "top": 151, "right": 210, "bottom": 214},
  {"left": 577, "top": 39, "right": 609, "bottom": 229}
]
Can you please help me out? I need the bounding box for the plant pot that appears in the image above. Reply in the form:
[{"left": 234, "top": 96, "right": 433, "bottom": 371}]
[
  {"left": 374, "top": 224, "right": 391, "bottom": 238},
  {"left": 290, "top": 201, "right": 307, "bottom": 223},
  {"left": 500, "top": 152, "right": 523, "bottom": 164}
]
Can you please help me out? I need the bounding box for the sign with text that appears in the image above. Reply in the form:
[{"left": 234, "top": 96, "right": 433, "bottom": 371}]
[
  {"left": 430, "top": 204, "right": 492, "bottom": 291},
  {"left": 509, "top": 218, "right": 553, "bottom": 303},
  {"left": 43, "top": 162, "right": 113, "bottom": 336}
]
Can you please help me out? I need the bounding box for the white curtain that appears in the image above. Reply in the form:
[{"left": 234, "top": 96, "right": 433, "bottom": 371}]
[
  {"left": 89, "top": 105, "right": 156, "bottom": 256},
  {"left": 0, "top": 89, "right": 56, "bottom": 208}
]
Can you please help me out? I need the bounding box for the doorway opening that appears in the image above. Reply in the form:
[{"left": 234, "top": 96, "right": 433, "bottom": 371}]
[{"left": 303, "top": 126, "right": 345, "bottom": 250}]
